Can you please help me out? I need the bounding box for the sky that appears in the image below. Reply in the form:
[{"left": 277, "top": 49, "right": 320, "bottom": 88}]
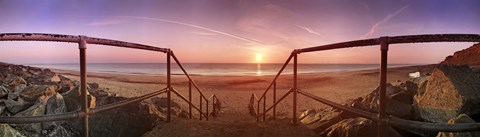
[{"left": 0, "top": 0, "right": 479, "bottom": 64}]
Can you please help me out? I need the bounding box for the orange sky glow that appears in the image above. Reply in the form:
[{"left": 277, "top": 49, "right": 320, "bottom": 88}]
[{"left": 0, "top": 0, "right": 479, "bottom": 64}]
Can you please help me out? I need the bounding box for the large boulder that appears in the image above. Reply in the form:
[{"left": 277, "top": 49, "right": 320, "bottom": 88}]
[
  {"left": 322, "top": 117, "right": 402, "bottom": 137},
  {"left": 0, "top": 124, "right": 25, "bottom": 137},
  {"left": 4, "top": 75, "right": 27, "bottom": 89},
  {"left": 13, "top": 103, "right": 47, "bottom": 135},
  {"left": 0, "top": 85, "right": 10, "bottom": 98},
  {"left": 4, "top": 97, "right": 29, "bottom": 114},
  {"left": 299, "top": 109, "right": 342, "bottom": 133},
  {"left": 45, "top": 126, "right": 71, "bottom": 137},
  {"left": 63, "top": 97, "right": 173, "bottom": 137},
  {"left": 437, "top": 114, "right": 480, "bottom": 137},
  {"left": 42, "top": 93, "right": 67, "bottom": 130},
  {"left": 415, "top": 65, "right": 480, "bottom": 122},
  {"left": 20, "top": 85, "right": 56, "bottom": 103},
  {"left": 358, "top": 83, "right": 414, "bottom": 119},
  {"left": 57, "top": 75, "right": 75, "bottom": 94}
]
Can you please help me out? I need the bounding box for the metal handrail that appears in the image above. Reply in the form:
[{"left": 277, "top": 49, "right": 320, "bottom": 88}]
[
  {"left": 0, "top": 88, "right": 167, "bottom": 124},
  {"left": 297, "top": 89, "right": 480, "bottom": 132},
  {"left": 0, "top": 33, "right": 168, "bottom": 52},
  {"left": 251, "top": 51, "right": 295, "bottom": 122},
  {"left": 169, "top": 51, "right": 220, "bottom": 120},
  {"left": 0, "top": 33, "right": 221, "bottom": 137},
  {"left": 251, "top": 34, "right": 480, "bottom": 137},
  {"left": 255, "top": 88, "right": 292, "bottom": 120}
]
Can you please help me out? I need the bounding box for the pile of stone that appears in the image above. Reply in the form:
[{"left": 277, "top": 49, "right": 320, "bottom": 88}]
[
  {"left": 300, "top": 43, "right": 480, "bottom": 137},
  {"left": 0, "top": 63, "right": 186, "bottom": 137}
]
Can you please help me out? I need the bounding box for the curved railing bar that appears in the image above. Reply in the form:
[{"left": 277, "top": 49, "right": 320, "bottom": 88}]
[
  {"left": 298, "top": 34, "right": 480, "bottom": 53},
  {"left": 297, "top": 89, "right": 378, "bottom": 121},
  {"left": 0, "top": 88, "right": 167, "bottom": 124},
  {"left": 90, "top": 88, "right": 167, "bottom": 114},
  {"left": 259, "top": 52, "right": 294, "bottom": 100},
  {"left": 297, "top": 89, "right": 480, "bottom": 132},
  {"left": 256, "top": 88, "right": 293, "bottom": 119},
  {"left": 170, "top": 51, "right": 207, "bottom": 100},
  {"left": 0, "top": 33, "right": 168, "bottom": 53},
  {"left": 171, "top": 88, "right": 208, "bottom": 118}
]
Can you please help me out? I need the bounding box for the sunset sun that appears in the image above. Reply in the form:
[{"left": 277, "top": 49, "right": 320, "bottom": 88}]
[{"left": 255, "top": 53, "right": 263, "bottom": 63}]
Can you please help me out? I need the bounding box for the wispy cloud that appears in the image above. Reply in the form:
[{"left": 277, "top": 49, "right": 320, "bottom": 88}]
[
  {"left": 116, "top": 16, "right": 265, "bottom": 46},
  {"left": 87, "top": 18, "right": 127, "bottom": 26},
  {"left": 361, "top": 5, "right": 409, "bottom": 39},
  {"left": 295, "top": 25, "right": 321, "bottom": 37},
  {"left": 190, "top": 31, "right": 217, "bottom": 36}
]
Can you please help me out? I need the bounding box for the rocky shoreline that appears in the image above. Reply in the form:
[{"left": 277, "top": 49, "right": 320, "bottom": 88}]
[
  {"left": 299, "top": 43, "right": 480, "bottom": 137},
  {"left": 0, "top": 62, "right": 186, "bottom": 137}
]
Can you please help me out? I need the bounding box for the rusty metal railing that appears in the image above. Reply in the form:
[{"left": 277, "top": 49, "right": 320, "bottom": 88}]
[
  {"left": 0, "top": 33, "right": 220, "bottom": 137},
  {"left": 251, "top": 34, "right": 480, "bottom": 136}
]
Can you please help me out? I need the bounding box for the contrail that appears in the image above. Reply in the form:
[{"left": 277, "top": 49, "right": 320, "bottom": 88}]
[
  {"left": 361, "top": 5, "right": 409, "bottom": 39},
  {"left": 295, "top": 25, "right": 321, "bottom": 37},
  {"left": 116, "top": 16, "right": 265, "bottom": 46}
]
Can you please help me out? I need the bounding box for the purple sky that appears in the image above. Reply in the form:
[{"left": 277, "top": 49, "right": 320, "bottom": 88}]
[{"left": 0, "top": 0, "right": 479, "bottom": 64}]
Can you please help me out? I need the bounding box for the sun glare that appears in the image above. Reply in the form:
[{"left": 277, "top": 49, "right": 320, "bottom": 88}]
[{"left": 255, "top": 53, "right": 263, "bottom": 63}]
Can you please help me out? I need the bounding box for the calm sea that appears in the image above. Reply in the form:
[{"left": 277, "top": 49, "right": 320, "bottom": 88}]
[{"left": 27, "top": 63, "right": 412, "bottom": 76}]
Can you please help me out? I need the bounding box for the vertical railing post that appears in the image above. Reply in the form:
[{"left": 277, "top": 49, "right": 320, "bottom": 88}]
[
  {"left": 257, "top": 99, "right": 260, "bottom": 122},
  {"left": 206, "top": 99, "right": 209, "bottom": 121},
  {"left": 378, "top": 37, "right": 389, "bottom": 137},
  {"left": 78, "top": 36, "right": 89, "bottom": 137},
  {"left": 189, "top": 81, "right": 192, "bottom": 119},
  {"left": 263, "top": 92, "right": 266, "bottom": 121},
  {"left": 273, "top": 82, "right": 276, "bottom": 120},
  {"left": 200, "top": 95, "right": 203, "bottom": 120},
  {"left": 213, "top": 96, "right": 217, "bottom": 115},
  {"left": 293, "top": 51, "right": 298, "bottom": 126},
  {"left": 166, "top": 49, "right": 171, "bottom": 123}
]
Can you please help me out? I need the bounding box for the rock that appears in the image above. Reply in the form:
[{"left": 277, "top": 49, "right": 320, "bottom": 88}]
[
  {"left": 0, "top": 73, "right": 4, "bottom": 83},
  {"left": 322, "top": 117, "right": 375, "bottom": 137},
  {"left": 415, "top": 65, "right": 480, "bottom": 122},
  {"left": 46, "top": 75, "right": 61, "bottom": 83},
  {"left": 13, "top": 84, "right": 26, "bottom": 94},
  {"left": 5, "top": 97, "right": 29, "bottom": 114},
  {"left": 441, "top": 43, "right": 480, "bottom": 68},
  {"left": 0, "top": 124, "right": 25, "bottom": 137},
  {"left": 437, "top": 114, "right": 480, "bottom": 137},
  {"left": 88, "top": 95, "right": 96, "bottom": 109},
  {"left": 299, "top": 109, "right": 342, "bottom": 133},
  {"left": 42, "top": 93, "right": 67, "bottom": 130},
  {"left": 58, "top": 75, "right": 74, "bottom": 94},
  {"left": 0, "top": 102, "right": 6, "bottom": 115},
  {"left": 359, "top": 83, "right": 414, "bottom": 118},
  {"left": 248, "top": 95, "right": 257, "bottom": 117},
  {"left": 88, "top": 83, "right": 99, "bottom": 90},
  {"left": 248, "top": 94, "right": 256, "bottom": 116},
  {"left": 0, "top": 85, "right": 10, "bottom": 98},
  {"left": 150, "top": 97, "right": 185, "bottom": 117},
  {"left": 63, "top": 97, "right": 169, "bottom": 137},
  {"left": 45, "top": 126, "right": 71, "bottom": 137},
  {"left": 20, "top": 85, "right": 56, "bottom": 103},
  {"left": 5, "top": 75, "right": 27, "bottom": 89},
  {"left": 62, "top": 84, "right": 90, "bottom": 98},
  {"left": 322, "top": 117, "right": 402, "bottom": 137},
  {"left": 63, "top": 94, "right": 96, "bottom": 111},
  {"left": 387, "top": 99, "right": 413, "bottom": 119},
  {"left": 14, "top": 103, "right": 47, "bottom": 135},
  {"left": 398, "top": 81, "right": 418, "bottom": 100}
]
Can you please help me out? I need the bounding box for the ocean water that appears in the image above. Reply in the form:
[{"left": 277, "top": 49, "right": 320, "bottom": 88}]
[{"left": 27, "top": 63, "right": 412, "bottom": 76}]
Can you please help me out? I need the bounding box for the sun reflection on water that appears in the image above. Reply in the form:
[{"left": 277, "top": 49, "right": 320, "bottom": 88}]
[{"left": 256, "top": 63, "right": 262, "bottom": 76}]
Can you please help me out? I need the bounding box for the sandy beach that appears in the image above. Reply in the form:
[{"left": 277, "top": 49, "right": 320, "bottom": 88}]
[{"left": 52, "top": 65, "right": 434, "bottom": 117}]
